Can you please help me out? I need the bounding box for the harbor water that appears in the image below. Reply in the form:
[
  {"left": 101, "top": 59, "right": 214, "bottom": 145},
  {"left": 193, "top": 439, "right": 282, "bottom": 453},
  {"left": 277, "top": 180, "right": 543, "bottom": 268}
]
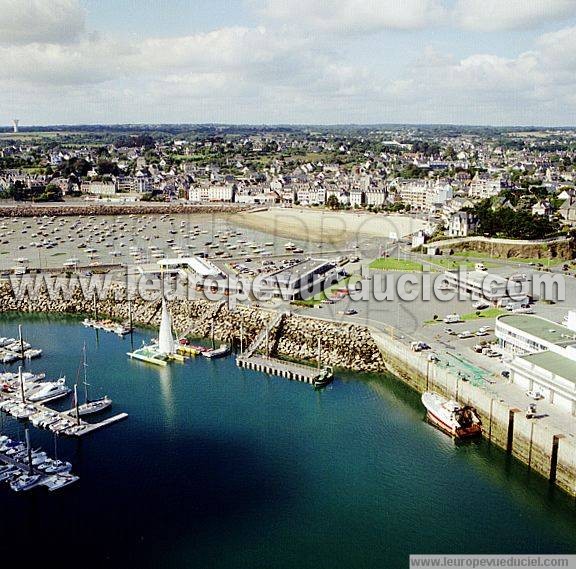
[{"left": 1, "top": 313, "right": 576, "bottom": 568}]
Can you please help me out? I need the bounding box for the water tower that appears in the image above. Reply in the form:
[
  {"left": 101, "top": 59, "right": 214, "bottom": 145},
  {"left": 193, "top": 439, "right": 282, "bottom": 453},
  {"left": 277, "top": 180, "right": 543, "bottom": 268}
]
[{"left": 12, "top": 119, "right": 19, "bottom": 133}]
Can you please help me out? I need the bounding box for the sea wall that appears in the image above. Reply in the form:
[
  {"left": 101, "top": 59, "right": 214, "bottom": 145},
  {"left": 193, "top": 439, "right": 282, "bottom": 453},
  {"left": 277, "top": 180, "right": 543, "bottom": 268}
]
[
  {"left": 0, "top": 203, "right": 249, "bottom": 218},
  {"left": 371, "top": 331, "right": 576, "bottom": 497},
  {"left": 0, "top": 282, "right": 384, "bottom": 373}
]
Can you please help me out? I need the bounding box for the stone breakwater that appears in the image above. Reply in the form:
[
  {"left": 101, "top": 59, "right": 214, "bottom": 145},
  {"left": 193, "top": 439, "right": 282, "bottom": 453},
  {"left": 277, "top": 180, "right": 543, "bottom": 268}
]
[
  {"left": 0, "top": 203, "right": 249, "bottom": 218},
  {"left": 0, "top": 282, "right": 386, "bottom": 373}
]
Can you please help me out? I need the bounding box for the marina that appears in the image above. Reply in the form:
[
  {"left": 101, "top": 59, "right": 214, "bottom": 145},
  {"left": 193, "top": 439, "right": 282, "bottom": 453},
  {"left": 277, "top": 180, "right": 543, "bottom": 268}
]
[
  {"left": 0, "top": 315, "right": 576, "bottom": 565},
  {"left": 0, "top": 431, "right": 79, "bottom": 492}
]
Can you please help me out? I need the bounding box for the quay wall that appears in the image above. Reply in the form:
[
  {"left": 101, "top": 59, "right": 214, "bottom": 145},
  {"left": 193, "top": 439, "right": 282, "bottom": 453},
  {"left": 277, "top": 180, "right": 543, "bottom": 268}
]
[
  {"left": 372, "top": 331, "right": 576, "bottom": 497},
  {"left": 0, "top": 283, "right": 384, "bottom": 374},
  {"left": 2, "top": 280, "right": 575, "bottom": 496}
]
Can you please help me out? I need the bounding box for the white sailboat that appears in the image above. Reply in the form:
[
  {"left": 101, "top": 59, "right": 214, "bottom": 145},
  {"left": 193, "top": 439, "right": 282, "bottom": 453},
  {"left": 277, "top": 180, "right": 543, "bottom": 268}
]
[
  {"left": 70, "top": 345, "right": 112, "bottom": 418},
  {"left": 127, "top": 299, "right": 182, "bottom": 366},
  {"left": 158, "top": 299, "right": 176, "bottom": 355}
]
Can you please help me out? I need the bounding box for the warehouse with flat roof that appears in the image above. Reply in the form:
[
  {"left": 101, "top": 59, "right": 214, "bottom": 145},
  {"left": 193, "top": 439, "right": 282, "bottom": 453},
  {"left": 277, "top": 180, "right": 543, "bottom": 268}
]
[{"left": 496, "top": 314, "right": 576, "bottom": 414}]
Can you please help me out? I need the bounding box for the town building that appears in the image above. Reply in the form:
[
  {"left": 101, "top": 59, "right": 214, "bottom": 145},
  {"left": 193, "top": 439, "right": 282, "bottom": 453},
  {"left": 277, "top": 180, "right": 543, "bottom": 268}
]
[{"left": 496, "top": 314, "right": 576, "bottom": 414}]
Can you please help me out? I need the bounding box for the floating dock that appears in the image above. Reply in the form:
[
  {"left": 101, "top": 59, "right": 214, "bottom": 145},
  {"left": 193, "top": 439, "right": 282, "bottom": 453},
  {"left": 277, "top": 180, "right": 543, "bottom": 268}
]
[
  {"left": 0, "top": 392, "right": 129, "bottom": 438},
  {"left": 237, "top": 312, "right": 333, "bottom": 388},
  {"left": 237, "top": 355, "right": 332, "bottom": 387},
  {"left": 0, "top": 450, "right": 79, "bottom": 492}
]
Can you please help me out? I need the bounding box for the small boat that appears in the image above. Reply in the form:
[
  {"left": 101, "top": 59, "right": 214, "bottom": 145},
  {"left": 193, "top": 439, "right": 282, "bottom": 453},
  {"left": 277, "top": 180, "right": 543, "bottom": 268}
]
[
  {"left": 202, "top": 344, "right": 230, "bottom": 359},
  {"left": 24, "top": 348, "right": 42, "bottom": 359},
  {"left": 10, "top": 474, "right": 41, "bottom": 492},
  {"left": 43, "top": 473, "right": 79, "bottom": 491},
  {"left": 421, "top": 391, "right": 482, "bottom": 439},
  {"left": 28, "top": 378, "right": 71, "bottom": 403}
]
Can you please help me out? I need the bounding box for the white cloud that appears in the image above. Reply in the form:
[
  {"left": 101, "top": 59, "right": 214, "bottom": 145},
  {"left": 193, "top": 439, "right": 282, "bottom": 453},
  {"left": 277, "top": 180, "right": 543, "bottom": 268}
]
[
  {"left": 453, "top": 0, "right": 576, "bottom": 31},
  {"left": 0, "top": 0, "right": 85, "bottom": 45},
  {"left": 1, "top": 1, "right": 576, "bottom": 125},
  {"left": 255, "top": 0, "right": 447, "bottom": 32}
]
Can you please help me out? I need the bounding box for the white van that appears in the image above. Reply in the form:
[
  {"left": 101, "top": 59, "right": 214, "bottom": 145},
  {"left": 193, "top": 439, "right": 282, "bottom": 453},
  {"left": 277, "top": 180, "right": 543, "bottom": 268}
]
[{"left": 443, "top": 314, "right": 462, "bottom": 324}]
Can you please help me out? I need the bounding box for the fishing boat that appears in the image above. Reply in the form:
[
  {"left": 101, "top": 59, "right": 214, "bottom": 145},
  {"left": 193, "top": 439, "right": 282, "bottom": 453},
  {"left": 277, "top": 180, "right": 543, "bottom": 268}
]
[
  {"left": 69, "top": 345, "right": 112, "bottom": 418},
  {"left": 421, "top": 391, "right": 482, "bottom": 439}
]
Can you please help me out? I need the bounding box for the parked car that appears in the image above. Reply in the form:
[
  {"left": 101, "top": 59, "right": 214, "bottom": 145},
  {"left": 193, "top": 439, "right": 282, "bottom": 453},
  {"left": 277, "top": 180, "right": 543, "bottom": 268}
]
[
  {"left": 443, "top": 327, "right": 456, "bottom": 335},
  {"left": 526, "top": 390, "right": 544, "bottom": 400},
  {"left": 458, "top": 331, "right": 474, "bottom": 339},
  {"left": 501, "top": 370, "right": 510, "bottom": 378},
  {"left": 472, "top": 301, "right": 490, "bottom": 310},
  {"left": 427, "top": 353, "right": 440, "bottom": 362},
  {"left": 443, "top": 314, "right": 462, "bottom": 324},
  {"left": 344, "top": 308, "right": 357, "bottom": 315}
]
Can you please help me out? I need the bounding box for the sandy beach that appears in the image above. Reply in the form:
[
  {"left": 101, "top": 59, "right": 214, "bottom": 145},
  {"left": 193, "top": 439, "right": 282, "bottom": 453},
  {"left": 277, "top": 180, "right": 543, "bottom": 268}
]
[{"left": 230, "top": 207, "right": 427, "bottom": 243}]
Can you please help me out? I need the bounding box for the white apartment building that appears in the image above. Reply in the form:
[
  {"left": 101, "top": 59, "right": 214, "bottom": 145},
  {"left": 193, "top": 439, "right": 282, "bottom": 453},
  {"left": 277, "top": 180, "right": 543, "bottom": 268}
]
[
  {"left": 468, "top": 173, "right": 502, "bottom": 199},
  {"left": 188, "top": 184, "right": 235, "bottom": 202}
]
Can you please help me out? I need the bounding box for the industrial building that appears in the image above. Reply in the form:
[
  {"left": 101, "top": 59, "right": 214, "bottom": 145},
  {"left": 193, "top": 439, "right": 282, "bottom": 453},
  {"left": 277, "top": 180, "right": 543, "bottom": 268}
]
[{"left": 496, "top": 314, "right": 576, "bottom": 415}]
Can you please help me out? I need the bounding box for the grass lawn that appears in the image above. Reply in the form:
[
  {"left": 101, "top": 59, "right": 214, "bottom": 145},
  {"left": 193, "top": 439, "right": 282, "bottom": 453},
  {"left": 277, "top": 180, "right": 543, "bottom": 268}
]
[
  {"left": 424, "top": 307, "right": 505, "bottom": 324},
  {"left": 369, "top": 258, "right": 423, "bottom": 271},
  {"left": 297, "top": 275, "right": 358, "bottom": 306},
  {"left": 428, "top": 259, "right": 476, "bottom": 270},
  {"left": 461, "top": 308, "right": 505, "bottom": 320}
]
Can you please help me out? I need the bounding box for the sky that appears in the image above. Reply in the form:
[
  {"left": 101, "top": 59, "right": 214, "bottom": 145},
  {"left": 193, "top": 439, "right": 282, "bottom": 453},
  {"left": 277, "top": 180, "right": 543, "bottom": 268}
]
[{"left": 1, "top": 0, "right": 576, "bottom": 127}]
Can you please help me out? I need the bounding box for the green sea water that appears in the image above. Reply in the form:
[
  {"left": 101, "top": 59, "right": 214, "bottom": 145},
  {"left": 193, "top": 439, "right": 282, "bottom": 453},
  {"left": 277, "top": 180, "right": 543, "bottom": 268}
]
[{"left": 0, "top": 313, "right": 575, "bottom": 569}]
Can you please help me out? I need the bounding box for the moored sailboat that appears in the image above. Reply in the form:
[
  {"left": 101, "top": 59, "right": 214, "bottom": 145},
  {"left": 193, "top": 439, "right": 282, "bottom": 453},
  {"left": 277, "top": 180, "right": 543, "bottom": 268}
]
[{"left": 69, "top": 345, "right": 112, "bottom": 418}]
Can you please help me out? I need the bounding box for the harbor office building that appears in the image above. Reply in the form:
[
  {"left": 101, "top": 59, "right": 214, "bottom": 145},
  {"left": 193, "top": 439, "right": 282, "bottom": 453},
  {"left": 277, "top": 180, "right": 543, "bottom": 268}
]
[
  {"left": 443, "top": 270, "right": 529, "bottom": 306},
  {"left": 138, "top": 256, "right": 344, "bottom": 300},
  {"left": 495, "top": 314, "right": 576, "bottom": 414},
  {"left": 254, "top": 258, "right": 346, "bottom": 301}
]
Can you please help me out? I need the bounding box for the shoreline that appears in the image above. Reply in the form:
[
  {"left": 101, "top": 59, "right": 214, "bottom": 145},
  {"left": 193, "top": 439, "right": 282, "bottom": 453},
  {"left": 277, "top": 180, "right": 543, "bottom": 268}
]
[{"left": 230, "top": 207, "right": 427, "bottom": 243}]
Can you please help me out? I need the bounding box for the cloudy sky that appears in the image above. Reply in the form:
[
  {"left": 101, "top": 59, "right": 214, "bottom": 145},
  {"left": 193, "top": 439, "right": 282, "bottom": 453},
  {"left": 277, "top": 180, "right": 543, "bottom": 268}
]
[{"left": 1, "top": 0, "right": 576, "bottom": 126}]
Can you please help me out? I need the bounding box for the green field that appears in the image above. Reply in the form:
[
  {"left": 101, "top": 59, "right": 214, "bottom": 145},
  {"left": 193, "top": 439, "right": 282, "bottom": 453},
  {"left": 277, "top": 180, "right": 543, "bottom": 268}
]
[
  {"left": 297, "top": 275, "right": 358, "bottom": 306},
  {"left": 425, "top": 307, "right": 505, "bottom": 324},
  {"left": 428, "top": 259, "right": 476, "bottom": 270},
  {"left": 369, "top": 258, "right": 423, "bottom": 271},
  {"left": 461, "top": 308, "right": 505, "bottom": 320}
]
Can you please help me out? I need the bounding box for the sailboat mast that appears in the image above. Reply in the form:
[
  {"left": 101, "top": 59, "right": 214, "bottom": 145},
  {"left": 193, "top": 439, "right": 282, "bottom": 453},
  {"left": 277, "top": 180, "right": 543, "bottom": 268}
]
[
  {"left": 83, "top": 344, "right": 89, "bottom": 404},
  {"left": 19, "top": 365, "right": 25, "bottom": 403},
  {"left": 18, "top": 324, "right": 25, "bottom": 361},
  {"left": 25, "top": 428, "right": 32, "bottom": 475},
  {"left": 74, "top": 384, "right": 80, "bottom": 425}
]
